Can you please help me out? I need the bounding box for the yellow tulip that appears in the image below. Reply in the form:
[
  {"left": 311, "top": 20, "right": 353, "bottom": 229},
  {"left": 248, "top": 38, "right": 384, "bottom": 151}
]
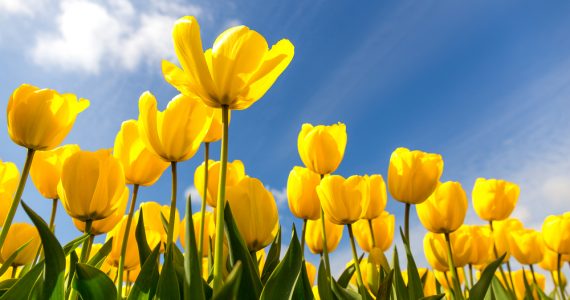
[
  {"left": 163, "top": 16, "right": 294, "bottom": 110},
  {"left": 305, "top": 215, "right": 343, "bottom": 254},
  {"left": 472, "top": 178, "right": 520, "bottom": 221},
  {"left": 30, "top": 144, "right": 79, "bottom": 199},
  {"left": 135, "top": 202, "right": 180, "bottom": 252},
  {"left": 424, "top": 228, "right": 472, "bottom": 271},
  {"left": 361, "top": 174, "right": 387, "bottom": 220},
  {"left": 312, "top": 286, "right": 320, "bottom": 300},
  {"left": 512, "top": 269, "right": 545, "bottom": 300},
  {"left": 387, "top": 147, "right": 443, "bottom": 204},
  {"left": 73, "top": 186, "right": 129, "bottom": 235},
  {"left": 348, "top": 258, "right": 378, "bottom": 291},
  {"left": 493, "top": 218, "right": 523, "bottom": 260},
  {"left": 113, "top": 120, "right": 169, "bottom": 186},
  {"left": 194, "top": 159, "right": 245, "bottom": 207},
  {"left": 508, "top": 229, "right": 545, "bottom": 265},
  {"left": 317, "top": 175, "right": 368, "bottom": 225},
  {"left": 227, "top": 177, "right": 279, "bottom": 251},
  {"left": 107, "top": 216, "right": 140, "bottom": 271},
  {"left": 552, "top": 270, "right": 567, "bottom": 288},
  {"left": 137, "top": 92, "right": 213, "bottom": 162},
  {"left": 451, "top": 226, "right": 475, "bottom": 267},
  {"left": 539, "top": 247, "right": 569, "bottom": 271},
  {"left": 417, "top": 181, "right": 468, "bottom": 234},
  {"left": 0, "top": 161, "right": 19, "bottom": 227},
  {"left": 180, "top": 211, "right": 215, "bottom": 256},
  {"left": 353, "top": 211, "right": 395, "bottom": 252},
  {"left": 297, "top": 123, "right": 347, "bottom": 175},
  {"left": 257, "top": 250, "right": 266, "bottom": 273},
  {"left": 203, "top": 108, "right": 231, "bottom": 143},
  {"left": 287, "top": 166, "right": 321, "bottom": 220},
  {"left": 467, "top": 225, "right": 494, "bottom": 266},
  {"left": 58, "top": 149, "right": 126, "bottom": 222},
  {"left": 0, "top": 223, "right": 40, "bottom": 266},
  {"left": 305, "top": 261, "right": 317, "bottom": 286},
  {"left": 402, "top": 268, "right": 437, "bottom": 296},
  {"left": 542, "top": 212, "right": 570, "bottom": 254},
  {"left": 7, "top": 84, "right": 89, "bottom": 150}
]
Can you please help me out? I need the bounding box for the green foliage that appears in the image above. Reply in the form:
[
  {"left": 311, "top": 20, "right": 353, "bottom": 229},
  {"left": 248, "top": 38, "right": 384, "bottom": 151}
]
[{"left": 73, "top": 263, "right": 117, "bottom": 300}]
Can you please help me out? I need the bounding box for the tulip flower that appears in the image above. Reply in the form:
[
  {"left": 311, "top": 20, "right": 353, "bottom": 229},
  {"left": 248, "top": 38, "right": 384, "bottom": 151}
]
[
  {"left": 297, "top": 123, "right": 347, "bottom": 175},
  {"left": 135, "top": 202, "right": 180, "bottom": 252},
  {"left": 542, "top": 213, "right": 570, "bottom": 255},
  {"left": 434, "top": 268, "right": 465, "bottom": 299},
  {"left": 508, "top": 229, "right": 545, "bottom": 265},
  {"left": 417, "top": 181, "right": 468, "bottom": 234},
  {"left": 472, "top": 178, "right": 520, "bottom": 222},
  {"left": 305, "top": 215, "right": 343, "bottom": 254},
  {"left": 539, "top": 248, "right": 569, "bottom": 271},
  {"left": 353, "top": 211, "right": 395, "bottom": 252},
  {"left": 287, "top": 166, "right": 321, "bottom": 221},
  {"left": 511, "top": 269, "right": 545, "bottom": 300},
  {"left": 72, "top": 186, "right": 129, "bottom": 235},
  {"left": 317, "top": 175, "right": 368, "bottom": 225},
  {"left": 0, "top": 223, "right": 40, "bottom": 266},
  {"left": 0, "top": 160, "right": 19, "bottom": 227},
  {"left": 306, "top": 261, "right": 317, "bottom": 286},
  {"left": 226, "top": 177, "right": 279, "bottom": 252},
  {"left": 180, "top": 211, "right": 215, "bottom": 256},
  {"left": 492, "top": 218, "right": 523, "bottom": 260},
  {"left": 194, "top": 159, "right": 246, "bottom": 208},
  {"left": 257, "top": 250, "right": 266, "bottom": 273},
  {"left": 107, "top": 216, "right": 140, "bottom": 271},
  {"left": 466, "top": 225, "right": 494, "bottom": 267},
  {"left": 403, "top": 268, "right": 437, "bottom": 296},
  {"left": 361, "top": 174, "right": 387, "bottom": 220}
]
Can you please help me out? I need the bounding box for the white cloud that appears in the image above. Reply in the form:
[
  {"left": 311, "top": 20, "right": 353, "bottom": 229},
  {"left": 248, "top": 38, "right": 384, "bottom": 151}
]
[
  {"left": 0, "top": 0, "right": 44, "bottom": 16},
  {"left": 184, "top": 185, "right": 202, "bottom": 205},
  {"left": 268, "top": 186, "right": 288, "bottom": 206}
]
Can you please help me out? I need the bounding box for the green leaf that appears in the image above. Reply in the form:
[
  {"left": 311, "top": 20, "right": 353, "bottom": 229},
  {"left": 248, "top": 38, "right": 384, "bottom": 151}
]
[
  {"left": 22, "top": 200, "right": 66, "bottom": 300},
  {"left": 317, "top": 258, "right": 334, "bottom": 300},
  {"left": 469, "top": 254, "right": 505, "bottom": 300},
  {"left": 127, "top": 244, "right": 161, "bottom": 300},
  {"left": 338, "top": 258, "right": 358, "bottom": 288},
  {"left": 135, "top": 207, "right": 152, "bottom": 265},
  {"left": 65, "top": 250, "right": 79, "bottom": 299},
  {"left": 73, "top": 263, "right": 117, "bottom": 300},
  {"left": 0, "top": 240, "right": 31, "bottom": 277},
  {"left": 261, "top": 227, "right": 281, "bottom": 284},
  {"left": 260, "top": 225, "right": 303, "bottom": 300},
  {"left": 156, "top": 244, "right": 181, "bottom": 300},
  {"left": 392, "top": 247, "right": 409, "bottom": 300},
  {"left": 400, "top": 228, "right": 424, "bottom": 300},
  {"left": 331, "top": 277, "right": 360, "bottom": 300},
  {"left": 488, "top": 277, "right": 510, "bottom": 300},
  {"left": 0, "top": 263, "right": 43, "bottom": 300},
  {"left": 212, "top": 262, "right": 243, "bottom": 300},
  {"left": 182, "top": 195, "right": 205, "bottom": 300},
  {"left": 86, "top": 237, "right": 113, "bottom": 268},
  {"left": 63, "top": 233, "right": 90, "bottom": 255},
  {"left": 292, "top": 259, "right": 315, "bottom": 300},
  {"left": 420, "top": 294, "right": 445, "bottom": 300},
  {"left": 223, "top": 204, "right": 263, "bottom": 299},
  {"left": 376, "top": 269, "right": 394, "bottom": 300}
]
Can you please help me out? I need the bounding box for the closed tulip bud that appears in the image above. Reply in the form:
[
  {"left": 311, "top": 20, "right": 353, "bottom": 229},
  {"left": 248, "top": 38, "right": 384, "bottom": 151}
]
[
  {"left": 353, "top": 212, "right": 395, "bottom": 252},
  {"left": 113, "top": 120, "right": 169, "bottom": 186},
  {"left": 305, "top": 261, "right": 317, "bottom": 286},
  {"left": 135, "top": 202, "right": 180, "bottom": 252},
  {"left": 164, "top": 16, "right": 294, "bottom": 110},
  {"left": 194, "top": 159, "right": 246, "bottom": 207},
  {"left": 361, "top": 174, "right": 387, "bottom": 220},
  {"left": 317, "top": 175, "right": 368, "bottom": 225},
  {"left": 73, "top": 187, "right": 129, "bottom": 235},
  {"left": 297, "top": 123, "right": 347, "bottom": 175},
  {"left": 472, "top": 178, "right": 520, "bottom": 221},
  {"left": 287, "top": 166, "right": 321, "bottom": 220},
  {"left": 7, "top": 84, "right": 89, "bottom": 150},
  {"left": 493, "top": 218, "right": 523, "bottom": 260},
  {"left": 467, "top": 225, "right": 494, "bottom": 266},
  {"left": 0, "top": 161, "right": 20, "bottom": 227},
  {"left": 417, "top": 181, "right": 468, "bottom": 234},
  {"left": 227, "top": 177, "right": 279, "bottom": 252},
  {"left": 403, "top": 268, "right": 437, "bottom": 296},
  {"left": 137, "top": 92, "right": 213, "bottom": 162},
  {"left": 508, "top": 229, "right": 545, "bottom": 265},
  {"left": 58, "top": 149, "right": 126, "bottom": 222},
  {"left": 203, "top": 109, "right": 231, "bottom": 143},
  {"left": 434, "top": 268, "right": 465, "bottom": 291},
  {"left": 180, "top": 211, "right": 215, "bottom": 256},
  {"left": 451, "top": 225, "right": 474, "bottom": 267},
  {"left": 542, "top": 213, "right": 570, "bottom": 254},
  {"left": 0, "top": 223, "right": 40, "bottom": 266},
  {"left": 348, "top": 257, "right": 379, "bottom": 291},
  {"left": 388, "top": 147, "right": 444, "bottom": 204},
  {"left": 512, "top": 270, "right": 545, "bottom": 300},
  {"left": 30, "top": 144, "right": 79, "bottom": 199},
  {"left": 107, "top": 216, "right": 140, "bottom": 271},
  {"left": 305, "top": 215, "right": 343, "bottom": 254},
  {"left": 424, "top": 228, "right": 472, "bottom": 271}
]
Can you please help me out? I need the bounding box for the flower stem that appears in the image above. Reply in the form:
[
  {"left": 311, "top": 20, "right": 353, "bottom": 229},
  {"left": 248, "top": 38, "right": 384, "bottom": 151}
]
[
  {"left": 198, "top": 142, "right": 210, "bottom": 263},
  {"left": 348, "top": 224, "right": 366, "bottom": 295},
  {"left": 79, "top": 220, "right": 93, "bottom": 263},
  {"left": 559, "top": 254, "right": 567, "bottom": 300},
  {"left": 49, "top": 198, "right": 58, "bottom": 232},
  {"left": 320, "top": 207, "right": 332, "bottom": 279},
  {"left": 468, "top": 264, "right": 474, "bottom": 289},
  {"left": 213, "top": 105, "right": 229, "bottom": 291},
  {"left": 0, "top": 149, "right": 35, "bottom": 249},
  {"left": 367, "top": 219, "right": 376, "bottom": 248},
  {"left": 166, "top": 163, "right": 178, "bottom": 250},
  {"left": 301, "top": 219, "right": 307, "bottom": 257},
  {"left": 489, "top": 220, "right": 516, "bottom": 298},
  {"left": 11, "top": 266, "right": 17, "bottom": 279},
  {"left": 444, "top": 232, "right": 463, "bottom": 300},
  {"left": 117, "top": 184, "right": 139, "bottom": 300},
  {"left": 528, "top": 264, "right": 537, "bottom": 286},
  {"left": 404, "top": 203, "right": 411, "bottom": 253}
]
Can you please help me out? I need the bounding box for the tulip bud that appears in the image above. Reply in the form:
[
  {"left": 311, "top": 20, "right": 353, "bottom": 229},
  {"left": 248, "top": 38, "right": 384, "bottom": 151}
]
[
  {"left": 113, "top": 120, "right": 169, "bottom": 186},
  {"left": 107, "top": 216, "right": 140, "bottom": 271},
  {"left": 402, "top": 268, "right": 437, "bottom": 297},
  {"left": 287, "top": 166, "right": 321, "bottom": 220},
  {"left": 417, "top": 181, "right": 468, "bottom": 234},
  {"left": 7, "top": 84, "right": 89, "bottom": 150},
  {"left": 305, "top": 215, "right": 343, "bottom": 254},
  {"left": 0, "top": 223, "right": 40, "bottom": 266},
  {"left": 361, "top": 174, "right": 387, "bottom": 220},
  {"left": 512, "top": 269, "right": 545, "bottom": 300},
  {"left": 73, "top": 187, "right": 129, "bottom": 235},
  {"left": 508, "top": 229, "right": 545, "bottom": 265},
  {"left": 317, "top": 175, "right": 368, "bottom": 225},
  {"left": 493, "top": 218, "right": 523, "bottom": 260},
  {"left": 194, "top": 159, "right": 245, "bottom": 207},
  {"left": 472, "top": 178, "right": 519, "bottom": 221},
  {"left": 348, "top": 257, "right": 378, "bottom": 291},
  {"left": 180, "top": 211, "right": 215, "bottom": 256},
  {"left": 297, "top": 123, "right": 347, "bottom": 175},
  {"left": 30, "top": 144, "right": 80, "bottom": 199},
  {"left": 0, "top": 161, "right": 20, "bottom": 227},
  {"left": 58, "top": 149, "right": 126, "bottom": 222},
  {"left": 227, "top": 177, "right": 279, "bottom": 252},
  {"left": 353, "top": 212, "right": 395, "bottom": 252},
  {"left": 467, "top": 225, "right": 494, "bottom": 267},
  {"left": 135, "top": 202, "right": 180, "bottom": 252},
  {"left": 388, "top": 147, "right": 443, "bottom": 204},
  {"left": 424, "top": 227, "right": 472, "bottom": 271},
  {"left": 542, "top": 212, "right": 570, "bottom": 254}
]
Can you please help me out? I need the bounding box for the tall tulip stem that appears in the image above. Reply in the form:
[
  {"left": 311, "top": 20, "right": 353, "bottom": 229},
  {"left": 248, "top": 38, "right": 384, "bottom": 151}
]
[
  {"left": 489, "top": 220, "right": 516, "bottom": 297},
  {"left": 0, "top": 149, "right": 35, "bottom": 249},
  {"left": 301, "top": 219, "right": 307, "bottom": 257},
  {"left": 444, "top": 232, "right": 463, "bottom": 300},
  {"left": 166, "top": 163, "right": 178, "bottom": 250},
  {"left": 213, "top": 105, "right": 229, "bottom": 291},
  {"left": 558, "top": 254, "right": 566, "bottom": 300},
  {"left": 49, "top": 198, "right": 58, "bottom": 232},
  {"left": 528, "top": 264, "right": 537, "bottom": 286},
  {"left": 348, "top": 224, "right": 366, "bottom": 295},
  {"left": 320, "top": 207, "right": 332, "bottom": 280},
  {"left": 367, "top": 219, "right": 376, "bottom": 248},
  {"left": 404, "top": 203, "right": 411, "bottom": 252},
  {"left": 117, "top": 184, "right": 139, "bottom": 300},
  {"left": 468, "top": 264, "right": 475, "bottom": 288},
  {"left": 198, "top": 142, "right": 210, "bottom": 262},
  {"left": 79, "top": 220, "right": 93, "bottom": 263}
]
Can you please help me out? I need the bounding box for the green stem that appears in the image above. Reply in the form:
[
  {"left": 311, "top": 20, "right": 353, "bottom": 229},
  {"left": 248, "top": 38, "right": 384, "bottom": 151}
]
[
  {"left": 444, "top": 232, "right": 463, "bottom": 300},
  {"left": 367, "top": 219, "right": 376, "bottom": 248},
  {"left": 528, "top": 264, "right": 537, "bottom": 286},
  {"left": 79, "top": 220, "right": 93, "bottom": 263},
  {"left": 348, "top": 224, "right": 366, "bottom": 295},
  {"left": 49, "top": 198, "right": 58, "bottom": 232},
  {"left": 11, "top": 266, "right": 17, "bottom": 279},
  {"left": 489, "top": 220, "right": 516, "bottom": 298},
  {"left": 551, "top": 271, "right": 563, "bottom": 300},
  {"left": 468, "top": 264, "right": 474, "bottom": 289},
  {"left": 117, "top": 184, "right": 139, "bottom": 300},
  {"left": 320, "top": 207, "right": 332, "bottom": 279},
  {"left": 506, "top": 261, "right": 515, "bottom": 292},
  {"left": 213, "top": 105, "right": 229, "bottom": 291},
  {"left": 559, "top": 254, "right": 567, "bottom": 300},
  {"left": 404, "top": 203, "right": 411, "bottom": 253},
  {"left": 198, "top": 142, "right": 210, "bottom": 264},
  {"left": 166, "top": 162, "right": 178, "bottom": 250},
  {"left": 301, "top": 219, "right": 307, "bottom": 257},
  {"left": 0, "top": 149, "right": 35, "bottom": 249}
]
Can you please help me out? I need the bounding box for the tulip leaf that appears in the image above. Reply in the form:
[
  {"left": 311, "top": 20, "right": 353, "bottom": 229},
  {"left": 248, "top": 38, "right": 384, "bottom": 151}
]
[
  {"left": 135, "top": 207, "right": 152, "bottom": 264},
  {"left": 223, "top": 204, "right": 263, "bottom": 299},
  {"left": 73, "top": 263, "right": 117, "bottom": 300},
  {"left": 65, "top": 250, "right": 79, "bottom": 299},
  {"left": 392, "top": 247, "right": 409, "bottom": 300},
  {"left": 128, "top": 244, "right": 161, "bottom": 300},
  {"left": 0, "top": 279, "right": 17, "bottom": 297},
  {"left": 22, "top": 200, "right": 66, "bottom": 300},
  {"left": 156, "top": 244, "right": 181, "bottom": 300},
  {"left": 376, "top": 269, "right": 394, "bottom": 300},
  {"left": 317, "top": 257, "right": 334, "bottom": 300},
  {"left": 399, "top": 228, "right": 424, "bottom": 300},
  {"left": 0, "top": 262, "right": 43, "bottom": 300},
  {"left": 338, "top": 254, "right": 362, "bottom": 288},
  {"left": 182, "top": 195, "right": 205, "bottom": 300},
  {"left": 259, "top": 225, "right": 303, "bottom": 300},
  {"left": 469, "top": 254, "right": 505, "bottom": 300},
  {"left": 86, "top": 237, "right": 112, "bottom": 267},
  {"left": 0, "top": 240, "right": 31, "bottom": 277},
  {"left": 63, "top": 233, "right": 90, "bottom": 255},
  {"left": 212, "top": 261, "right": 243, "bottom": 300},
  {"left": 420, "top": 294, "right": 445, "bottom": 300},
  {"left": 331, "top": 277, "right": 360, "bottom": 300},
  {"left": 261, "top": 227, "right": 281, "bottom": 284},
  {"left": 292, "top": 259, "right": 315, "bottom": 299}
]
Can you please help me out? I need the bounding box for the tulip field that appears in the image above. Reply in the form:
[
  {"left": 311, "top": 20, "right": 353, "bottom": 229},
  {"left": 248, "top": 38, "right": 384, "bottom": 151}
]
[{"left": 1, "top": 14, "right": 570, "bottom": 300}]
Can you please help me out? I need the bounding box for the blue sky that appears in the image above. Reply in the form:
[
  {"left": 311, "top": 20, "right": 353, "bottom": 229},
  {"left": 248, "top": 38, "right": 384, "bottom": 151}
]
[{"left": 1, "top": 0, "right": 570, "bottom": 285}]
